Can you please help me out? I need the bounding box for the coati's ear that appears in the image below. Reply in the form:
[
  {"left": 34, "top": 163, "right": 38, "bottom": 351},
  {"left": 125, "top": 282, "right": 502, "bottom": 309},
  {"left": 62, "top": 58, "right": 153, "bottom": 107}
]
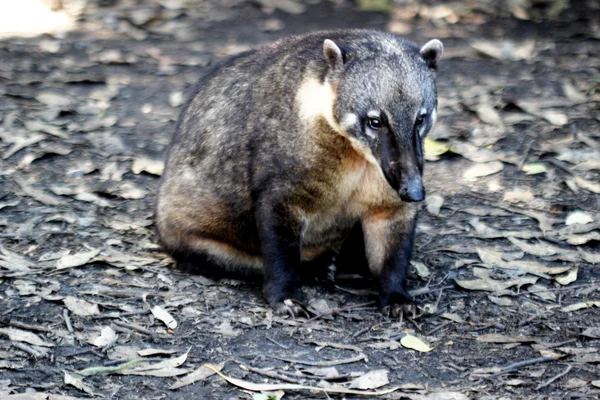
[
  {"left": 323, "top": 39, "right": 344, "bottom": 71},
  {"left": 420, "top": 39, "right": 443, "bottom": 70}
]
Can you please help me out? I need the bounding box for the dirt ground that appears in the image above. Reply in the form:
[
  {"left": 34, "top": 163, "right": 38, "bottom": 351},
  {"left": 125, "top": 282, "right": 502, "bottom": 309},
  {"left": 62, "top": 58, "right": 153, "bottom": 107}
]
[{"left": 1, "top": 0, "right": 599, "bottom": 399}]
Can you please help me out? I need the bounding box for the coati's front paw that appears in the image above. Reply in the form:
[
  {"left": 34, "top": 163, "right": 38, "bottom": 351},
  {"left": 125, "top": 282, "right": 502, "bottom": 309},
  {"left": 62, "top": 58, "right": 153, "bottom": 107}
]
[
  {"left": 379, "top": 288, "right": 414, "bottom": 318},
  {"left": 272, "top": 298, "right": 310, "bottom": 319}
]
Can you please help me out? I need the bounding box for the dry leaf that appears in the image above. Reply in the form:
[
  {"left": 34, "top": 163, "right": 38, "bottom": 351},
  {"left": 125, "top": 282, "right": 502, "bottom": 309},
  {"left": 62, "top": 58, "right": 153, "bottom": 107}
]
[
  {"left": 528, "top": 284, "right": 556, "bottom": 302},
  {"left": 170, "top": 362, "right": 224, "bottom": 390},
  {"left": 561, "top": 301, "right": 600, "bottom": 313},
  {"left": 573, "top": 159, "right": 600, "bottom": 171},
  {"left": 138, "top": 348, "right": 179, "bottom": 357},
  {"left": 441, "top": 313, "right": 465, "bottom": 323},
  {"left": 425, "top": 193, "right": 444, "bottom": 216},
  {"left": 476, "top": 333, "right": 536, "bottom": 343},
  {"left": 349, "top": 369, "right": 389, "bottom": 390},
  {"left": 424, "top": 138, "right": 450, "bottom": 161},
  {"left": 90, "top": 326, "right": 117, "bottom": 348},
  {"left": 0, "top": 327, "right": 54, "bottom": 347},
  {"left": 522, "top": 163, "right": 547, "bottom": 175},
  {"left": 475, "top": 103, "right": 504, "bottom": 129},
  {"left": 555, "top": 266, "right": 578, "bottom": 285},
  {"left": 508, "top": 238, "right": 559, "bottom": 257},
  {"left": 572, "top": 353, "right": 600, "bottom": 364},
  {"left": 477, "top": 248, "right": 570, "bottom": 278},
  {"left": 64, "top": 371, "right": 94, "bottom": 395},
  {"left": 582, "top": 328, "right": 600, "bottom": 339},
  {"left": 121, "top": 348, "right": 191, "bottom": 376},
  {"left": 151, "top": 305, "right": 178, "bottom": 329},
  {"left": 400, "top": 333, "right": 433, "bottom": 352},
  {"left": 56, "top": 249, "right": 100, "bottom": 269},
  {"left": 565, "top": 211, "right": 594, "bottom": 225},
  {"left": 575, "top": 176, "right": 600, "bottom": 194},
  {"left": 578, "top": 248, "right": 600, "bottom": 264},
  {"left": 463, "top": 161, "right": 504, "bottom": 179},
  {"left": 412, "top": 261, "right": 431, "bottom": 279},
  {"left": 503, "top": 190, "right": 534, "bottom": 203},
  {"left": 488, "top": 295, "right": 513, "bottom": 306},
  {"left": 63, "top": 296, "right": 101, "bottom": 317},
  {"left": 132, "top": 157, "right": 164, "bottom": 176}
]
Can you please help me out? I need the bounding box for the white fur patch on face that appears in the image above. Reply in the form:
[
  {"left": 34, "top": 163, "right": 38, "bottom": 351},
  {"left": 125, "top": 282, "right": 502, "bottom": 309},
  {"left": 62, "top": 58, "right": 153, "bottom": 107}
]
[
  {"left": 418, "top": 107, "right": 428, "bottom": 137},
  {"left": 340, "top": 113, "right": 358, "bottom": 130}
]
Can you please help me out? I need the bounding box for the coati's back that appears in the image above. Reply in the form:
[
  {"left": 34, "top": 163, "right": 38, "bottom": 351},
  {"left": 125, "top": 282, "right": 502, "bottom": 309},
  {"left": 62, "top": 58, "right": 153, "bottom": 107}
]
[{"left": 156, "top": 29, "right": 441, "bottom": 283}]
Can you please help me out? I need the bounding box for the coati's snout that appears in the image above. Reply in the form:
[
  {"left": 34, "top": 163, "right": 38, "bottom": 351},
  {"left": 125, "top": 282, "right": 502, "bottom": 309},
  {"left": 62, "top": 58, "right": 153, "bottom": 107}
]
[{"left": 399, "top": 176, "right": 425, "bottom": 202}]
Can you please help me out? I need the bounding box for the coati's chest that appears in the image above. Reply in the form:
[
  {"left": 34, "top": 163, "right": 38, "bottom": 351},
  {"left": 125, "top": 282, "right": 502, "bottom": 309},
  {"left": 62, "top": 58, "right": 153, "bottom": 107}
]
[{"left": 299, "top": 143, "right": 404, "bottom": 256}]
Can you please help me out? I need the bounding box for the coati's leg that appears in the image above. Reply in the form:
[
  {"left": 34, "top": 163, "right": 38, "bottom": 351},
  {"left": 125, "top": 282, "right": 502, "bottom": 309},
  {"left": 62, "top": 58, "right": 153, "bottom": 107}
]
[
  {"left": 362, "top": 211, "right": 416, "bottom": 317},
  {"left": 256, "top": 199, "right": 308, "bottom": 317}
]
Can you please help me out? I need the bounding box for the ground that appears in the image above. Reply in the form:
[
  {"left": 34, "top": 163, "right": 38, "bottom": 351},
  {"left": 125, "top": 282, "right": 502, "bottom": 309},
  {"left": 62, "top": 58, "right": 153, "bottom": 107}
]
[{"left": 0, "top": 0, "right": 599, "bottom": 399}]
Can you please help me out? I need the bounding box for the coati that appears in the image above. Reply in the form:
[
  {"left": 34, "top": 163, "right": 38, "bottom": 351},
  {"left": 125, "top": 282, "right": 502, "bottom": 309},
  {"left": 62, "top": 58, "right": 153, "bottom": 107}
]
[{"left": 156, "top": 29, "right": 443, "bottom": 317}]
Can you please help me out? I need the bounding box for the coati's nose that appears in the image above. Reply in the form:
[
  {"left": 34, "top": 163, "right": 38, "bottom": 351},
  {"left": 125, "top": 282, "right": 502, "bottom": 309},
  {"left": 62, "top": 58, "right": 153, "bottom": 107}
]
[{"left": 399, "top": 177, "right": 425, "bottom": 202}]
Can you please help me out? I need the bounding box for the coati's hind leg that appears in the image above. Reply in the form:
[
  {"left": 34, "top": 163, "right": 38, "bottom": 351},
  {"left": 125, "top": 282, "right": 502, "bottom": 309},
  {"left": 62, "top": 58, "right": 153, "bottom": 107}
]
[
  {"left": 256, "top": 198, "right": 309, "bottom": 318},
  {"left": 168, "top": 249, "right": 262, "bottom": 282},
  {"left": 362, "top": 211, "right": 416, "bottom": 317}
]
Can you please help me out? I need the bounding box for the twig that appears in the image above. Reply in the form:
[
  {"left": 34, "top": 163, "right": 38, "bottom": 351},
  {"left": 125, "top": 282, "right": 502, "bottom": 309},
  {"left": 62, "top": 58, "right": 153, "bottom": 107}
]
[
  {"left": 474, "top": 356, "right": 557, "bottom": 379},
  {"left": 352, "top": 326, "right": 370, "bottom": 339},
  {"left": 78, "top": 358, "right": 147, "bottom": 376},
  {"left": 304, "top": 301, "right": 375, "bottom": 323},
  {"left": 547, "top": 158, "right": 576, "bottom": 176},
  {"left": 63, "top": 309, "right": 75, "bottom": 335},
  {"left": 536, "top": 365, "right": 573, "bottom": 390},
  {"left": 265, "top": 353, "right": 366, "bottom": 367},
  {"left": 410, "top": 285, "right": 454, "bottom": 297},
  {"left": 266, "top": 337, "right": 289, "bottom": 350},
  {"left": 517, "top": 140, "right": 533, "bottom": 170},
  {"left": 9, "top": 320, "right": 52, "bottom": 332},
  {"left": 113, "top": 320, "right": 154, "bottom": 336},
  {"left": 427, "top": 321, "right": 452, "bottom": 336},
  {"left": 240, "top": 364, "right": 301, "bottom": 384},
  {"left": 12, "top": 342, "right": 42, "bottom": 358}
]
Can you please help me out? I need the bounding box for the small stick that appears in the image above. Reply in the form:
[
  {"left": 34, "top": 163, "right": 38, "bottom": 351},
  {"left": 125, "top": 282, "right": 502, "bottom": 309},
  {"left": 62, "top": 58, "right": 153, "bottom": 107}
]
[
  {"left": 12, "top": 342, "right": 42, "bottom": 358},
  {"left": 352, "top": 326, "right": 370, "bottom": 339},
  {"left": 265, "top": 353, "right": 366, "bottom": 367},
  {"left": 9, "top": 320, "right": 52, "bottom": 332},
  {"left": 304, "top": 302, "right": 375, "bottom": 323},
  {"left": 113, "top": 320, "right": 155, "bottom": 337},
  {"left": 240, "top": 364, "right": 301, "bottom": 384},
  {"left": 410, "top": 285, "right": 454, "bottom": 297},
  {"left": 517, "top": 140, "right": 533, "bottom": 170},
  {"left": 63, "top": 309, "right": 75, "bottom": 335},
  {"left": 266, "top": 337, "right": 289, "bottom": 350},
  {"left": 427, "top": 321, "right": 452, "bottom": 336},
  {"left": 536, "top": 365, "right": 573, "bottom": 390},
  {"left": 474, "top": 356, "right": 557, "bottom": 379}
]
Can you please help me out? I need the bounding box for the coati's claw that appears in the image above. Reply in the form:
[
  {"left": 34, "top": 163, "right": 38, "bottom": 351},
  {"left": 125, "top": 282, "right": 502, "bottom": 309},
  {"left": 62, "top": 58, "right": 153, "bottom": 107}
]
[
  {"left": 273, "top": 299, "right": 310, "bottom": 319},
  {"left": 381, "top": 303, "right": 416, "bottom": 318}
]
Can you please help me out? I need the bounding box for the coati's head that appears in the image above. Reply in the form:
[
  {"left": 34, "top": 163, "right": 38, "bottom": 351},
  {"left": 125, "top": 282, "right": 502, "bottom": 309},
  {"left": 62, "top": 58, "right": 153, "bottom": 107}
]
[{"left": 323, "top": 35, "right": 443, "bottom": 202}]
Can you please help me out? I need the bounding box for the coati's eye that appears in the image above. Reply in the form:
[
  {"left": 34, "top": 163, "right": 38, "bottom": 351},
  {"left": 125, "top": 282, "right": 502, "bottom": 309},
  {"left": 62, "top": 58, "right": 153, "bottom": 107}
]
[
  {"left": 367, "top": 118, "right": 382, "bottom": 130},
  {"left": 415, "top": 115, "right": 425, "bottom": 126}
]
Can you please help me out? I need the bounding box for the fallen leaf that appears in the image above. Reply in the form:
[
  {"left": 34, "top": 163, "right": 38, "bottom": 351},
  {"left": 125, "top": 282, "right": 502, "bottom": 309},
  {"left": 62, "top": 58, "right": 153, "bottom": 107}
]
[
  {"left": 400, "top": 333, "right": 433, "bottom": 352},
  {"left": 170, "top": 362, "right": 224, "bottom": 390},
  {"left": 412, "top": 261, "right": 431, "bottom": 279},
  {"left": 575, "top": 176, "right": 600, "bottom": 194},
  {"left": 573, "top": 159, "right": 600, "bottom": 171},
  {"left": 475, "top": 103, "right": 504, "bottom": 129},
  {"left": 441, "top": 313, "right": 465, "bottom": 323},
  {"left": 561, "top": 301, "right": 600, "bottom": 313},
  {"left": 476, "top": 333, "right": 536, "bottom": 344},
  {"left": 349, "top": 369, "right": 389, "bottom": 390},
  {"left": 582, "top": 328, "right": 600, "bottom": 339},
  {"left": 131, "top": 157, "right": 164, "bottom": 176},
  {"left": 121, "top": 348, "right": 191, "bottom": 376},
  {"left": 35, "top": 91, "right": 72, "bottom": 108},
  {"left": 64, "top": 371, "right": 94, "bottom": 395},
  {"left": 424, "top": 138, "right": 450, "bottom": 161},
  {"left": 566, "top": 211, "right": 594, "bottom": 225},
  {"left": 555, "top": 266, "right": 578, "bottom": 286},
  {"left": 488, "top": 295, "right": 513, "bottom": 306},
  {"left": 528, "top": 284, "right": 556, "bottom": 301},
  {"left": 572, "top": 353, "right": 600, "bottom": 363},
  {"left": 503, "top": 190, "right": 534, "bottom": 203},
  {"left": 508, "top": 238, "right": 559, "bottom": 257},
  {"left": 463, "top": 161, "right": 504, "bottom": 179},
  {"left": 56, "top": 249, "right": 101, "bottom": 269},
  {"left": 578, "top": 248, "right": 600, "bottom": 264},
  {"left": 151, "top": 305, "right": 178, "bottom": 329},
  {"left": 477, "top": 248, "right": 570, "bottom": 278},
  {"left": 90, "top": 326, "right": 117, "bottom": 348},
  {"left": 138, "top": 348, "right": 179, "bottom": 357},
  {"left": 63, "top": 296, "right": 101, "bottom": 317},
  {"left": 0, "top": 327, "right": 54, "bottom": 347},
  {"left": 522, "top": 163, "right": 547, "bottom": 175},
  {"left": 425, "top": 193, "right": 444, "bottom": 216}
]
